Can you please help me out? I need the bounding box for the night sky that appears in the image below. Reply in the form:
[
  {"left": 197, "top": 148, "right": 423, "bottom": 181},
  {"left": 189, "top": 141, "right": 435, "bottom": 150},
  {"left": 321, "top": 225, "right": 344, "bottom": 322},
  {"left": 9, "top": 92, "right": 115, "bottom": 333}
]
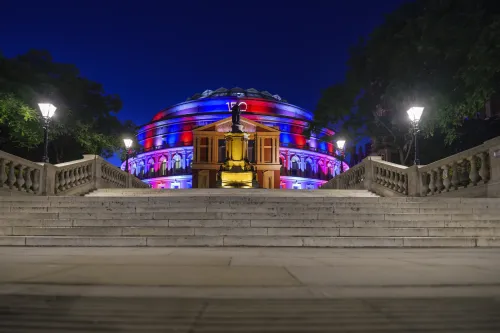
[{"left": 2, "top": 0, "right": 408, "bottom": 164}]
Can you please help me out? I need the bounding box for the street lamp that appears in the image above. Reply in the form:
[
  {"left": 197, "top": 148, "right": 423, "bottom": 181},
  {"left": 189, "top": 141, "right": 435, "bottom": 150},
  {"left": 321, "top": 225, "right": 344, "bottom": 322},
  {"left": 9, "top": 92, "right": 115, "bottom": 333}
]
[
  {"left": 38, "top": 103, "right": 57, "bottom": 163},
  {"left": 336, "top": 139, "right": 346, "bottom": 174},
  {"left": 407, "top": 107, "right": 424, "bottom": 165},
  {"left": 123, "top": 138, "right": 133, "bottom": 173}
]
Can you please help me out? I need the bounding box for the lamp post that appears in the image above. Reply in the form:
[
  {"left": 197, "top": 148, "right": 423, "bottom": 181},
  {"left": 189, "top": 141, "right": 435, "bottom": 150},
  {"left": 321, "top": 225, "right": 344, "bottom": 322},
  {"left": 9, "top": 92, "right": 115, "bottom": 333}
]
[
  {"left": 407, "top": 107, "right": 424, "bottom": 165},
  {"left": 336, "top": 139, "right": 346, "bottom": 174},
  {"left": 38, "top": 103, "right": 57, "bottom": 163},
  {"left": 123, "top": 138, "right": 133, "bottom": 173}
]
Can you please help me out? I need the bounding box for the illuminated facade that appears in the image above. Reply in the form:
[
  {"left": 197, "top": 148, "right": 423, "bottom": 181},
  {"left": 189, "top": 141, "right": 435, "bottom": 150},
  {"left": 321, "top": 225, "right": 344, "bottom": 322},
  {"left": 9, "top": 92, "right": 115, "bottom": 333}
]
[{"left": 122, "top": 87, "right": 348, "bottom": 189}]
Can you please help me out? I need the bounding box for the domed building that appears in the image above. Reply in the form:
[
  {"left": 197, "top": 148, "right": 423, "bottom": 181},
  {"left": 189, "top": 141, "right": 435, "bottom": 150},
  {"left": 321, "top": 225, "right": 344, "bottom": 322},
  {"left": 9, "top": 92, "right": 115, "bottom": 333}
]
[{"left": 123, "top": 87, "right": 348, "bottom": 189}]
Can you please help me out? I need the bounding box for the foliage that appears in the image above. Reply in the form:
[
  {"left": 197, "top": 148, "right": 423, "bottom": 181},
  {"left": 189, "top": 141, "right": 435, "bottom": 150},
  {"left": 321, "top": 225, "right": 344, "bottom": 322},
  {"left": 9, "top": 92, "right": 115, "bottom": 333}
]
[
  {"left": 0, "top": 93, "right": 43, "bottom": 148},
  {"left": 0, "top": 50, "right": 135, "bottom": 163},
  {"left": 313, "top": 0, "right": 500, "bottom": 164}
]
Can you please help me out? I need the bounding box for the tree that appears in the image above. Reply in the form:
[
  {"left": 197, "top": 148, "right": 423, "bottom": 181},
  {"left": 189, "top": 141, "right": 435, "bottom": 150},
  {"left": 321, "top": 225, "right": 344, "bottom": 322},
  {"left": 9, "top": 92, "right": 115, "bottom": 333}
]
[
  {"left": 313, "top": 0, "right": 500, "bottom": 165},
  {"left": 0, "top": 93, "right": 43, "bottom": 148},
  {"left": 0, "top": 50, "right": 134, "bottom": 163}
]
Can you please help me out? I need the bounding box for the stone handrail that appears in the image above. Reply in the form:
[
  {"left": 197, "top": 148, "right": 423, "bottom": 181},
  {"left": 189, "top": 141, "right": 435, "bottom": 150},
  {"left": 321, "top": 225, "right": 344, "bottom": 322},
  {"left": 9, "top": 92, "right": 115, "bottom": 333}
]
[
  {"left": 0, "top": 151, "right": 149, "bottom": 196},
  {"left": 320, "top": 136, "right": 500, "bottom": 198}
]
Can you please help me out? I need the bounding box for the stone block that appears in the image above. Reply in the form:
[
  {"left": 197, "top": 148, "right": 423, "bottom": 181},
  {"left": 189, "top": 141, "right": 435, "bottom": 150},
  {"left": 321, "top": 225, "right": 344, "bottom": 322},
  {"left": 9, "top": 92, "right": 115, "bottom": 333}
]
[
  {"left": 194, "top": 227, "right": 267, "bottom": 236},
  {"left": 445, "top": 221, "right": 500, "bottom": 228},
  {"left": 251, "top": 219, "right": 353, "bottom": 228},
  {"left": 153, "top": 212, "right": 221, "bottom": 220},
  {"left": 0, "top": 236, "right": 25, "bottom": 245},
  {"left": 303, "top": 237, "right": 403, "bottom": 247},
  {"left": 0, "top": 213, "right": 58, "bottom": 220},
  {"left": 47, "top": 207, "right": 137, "bottom": 213},
  {"left": 223, "top": 236, "right": 303, "bottom": 247},
  {"left": 9, "top": 207, "right": 48, "bottom": 213},
  {"left": 385, "top": 214, "right": 451, "bottom": 221},
  {"left": 25, "top": 236, "right": 90, "bottom": 246},
  {"left": 452, "top": 214, "right": 500, "bottom": 221},
  {"left": 208, "top": 206, "right": 277, "bottom": 213},
  {"left": 136, "top": 207, "right": 206, "bottom": 213},
  {"left": 12, "top": 227, "right": 122, "bottom": 236},
  {"left": 402, "top": 237, "right": 476, "bottom": 247},
  {"left": 0, "top": 227, "right": 12, "bottom": 236},
  {"left": 318, "top": 213, "right": 385, "bottom": 221},
  {"left": 334, "top": 207, "right": 420, "bottom": 214},
  {"left": 168, "top": 219, "right": 251, "bottom": 228},
  {"left": 146, "top": 236, "right": 223, "bottom": 246},
  {"left": 354, "top": 220, "right": 445, "bottom": 228},
  {"left": 88, "top": 237, "right": 147, "bottom": 247},
  {"left": 428, "top": 228, "right": 500, "bottom": 237},
  {"left": 419, "top": 208, "right": 474, "bottom": 214},
  {"left": 267, "top": 227, "right": 339, "bottom": 236},
  {"left": 340, "top": 227, "right": 428, "bottom": 237},
  {"left": 58, "top": 212, "right": 154, "bottom": 220},
  {"left": 476, "top": 237, "right": 500, "bottom": 247},
  {"left": 0, "top": 219, "right": 73, "bottom": 227},
  {"left": 122, "top": 227, "right": 194, "bottom": 236},
  {"left": 222, "top": 213, "right": 281, "bottom": 220}
]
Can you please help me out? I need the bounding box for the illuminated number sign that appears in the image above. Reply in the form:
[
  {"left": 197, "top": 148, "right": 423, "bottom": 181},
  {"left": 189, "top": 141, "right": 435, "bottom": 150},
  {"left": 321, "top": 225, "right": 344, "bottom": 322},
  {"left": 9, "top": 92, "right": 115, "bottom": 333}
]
[{"left": 226, "top": 101, "right": 248, "bottom": 112}]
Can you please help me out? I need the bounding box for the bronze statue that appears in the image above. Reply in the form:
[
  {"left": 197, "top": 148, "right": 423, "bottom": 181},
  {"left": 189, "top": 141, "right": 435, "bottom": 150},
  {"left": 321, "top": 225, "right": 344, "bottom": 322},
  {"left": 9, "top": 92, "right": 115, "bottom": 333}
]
[{"left": 231, "top": 102, "right": 241, "bottom": 125}]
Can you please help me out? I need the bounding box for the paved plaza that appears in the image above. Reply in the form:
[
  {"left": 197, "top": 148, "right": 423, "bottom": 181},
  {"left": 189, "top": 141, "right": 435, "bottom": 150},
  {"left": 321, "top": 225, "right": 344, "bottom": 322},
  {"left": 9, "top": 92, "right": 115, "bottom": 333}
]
[{"left": 1, "top": 247, "right": 500, "bottom": 331}]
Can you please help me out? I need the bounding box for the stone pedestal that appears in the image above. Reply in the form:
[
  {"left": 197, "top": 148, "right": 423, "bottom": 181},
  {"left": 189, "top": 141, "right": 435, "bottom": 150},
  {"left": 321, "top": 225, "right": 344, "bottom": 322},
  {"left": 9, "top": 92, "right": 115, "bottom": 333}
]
[{"left": 217, "top": 131, "right": 258, "bottom": 188}]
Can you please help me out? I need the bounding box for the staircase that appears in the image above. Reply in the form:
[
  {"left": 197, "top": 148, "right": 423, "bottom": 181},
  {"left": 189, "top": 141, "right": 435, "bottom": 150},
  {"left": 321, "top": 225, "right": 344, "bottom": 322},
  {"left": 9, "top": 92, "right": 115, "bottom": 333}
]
[{"left": 1, "top": 189, "right": 499, "bottom": 247}]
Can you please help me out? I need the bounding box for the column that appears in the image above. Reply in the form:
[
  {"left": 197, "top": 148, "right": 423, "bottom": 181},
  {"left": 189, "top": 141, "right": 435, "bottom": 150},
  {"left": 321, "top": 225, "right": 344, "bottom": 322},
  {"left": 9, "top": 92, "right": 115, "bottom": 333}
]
[{"left": 195, "top": 138, "right": 200, "bottom": 163}]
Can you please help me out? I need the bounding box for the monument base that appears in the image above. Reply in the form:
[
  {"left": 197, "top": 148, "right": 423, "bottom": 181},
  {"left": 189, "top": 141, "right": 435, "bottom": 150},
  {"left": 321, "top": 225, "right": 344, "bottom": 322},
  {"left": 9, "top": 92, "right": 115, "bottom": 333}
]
[{"left": 217, "top": 171, "right": 259, "bottom": 188}]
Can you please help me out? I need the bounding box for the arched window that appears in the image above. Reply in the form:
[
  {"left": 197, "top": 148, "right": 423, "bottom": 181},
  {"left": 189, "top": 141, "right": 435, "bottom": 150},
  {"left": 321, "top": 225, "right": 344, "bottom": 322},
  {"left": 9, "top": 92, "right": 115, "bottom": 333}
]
[
  {"left": 148, "top": 159, "right": 155, "bottom": 177},
  {"left": 159, "top": 157, "right": 167, "bottom": 176},
  {"left": 131, "top": 163, "right": 136, "bottom": 176},
  {"left": 290, "top": 156, "right": 300, "bottom": 176},
  {"left": 279, "top": 156, "right": 285, "bottom": 175},
  {"left": 305, "top": 158, "right": 313, "bottom": 177},
  {"left": 327, "top": 162, "right": 333, "bottom": 179},
  {"left": 138, "top": 161, "right": 145, "bottom": 178},
  {"left": 172, "top": 154, "right": 182, "bottom": 174}
]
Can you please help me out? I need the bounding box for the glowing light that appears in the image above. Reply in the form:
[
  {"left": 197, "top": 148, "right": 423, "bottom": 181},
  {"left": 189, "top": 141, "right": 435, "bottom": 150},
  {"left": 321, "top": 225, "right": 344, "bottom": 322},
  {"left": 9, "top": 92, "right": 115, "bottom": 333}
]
[
  {"left": 336, "top": 139, "right": 346, "bottom": 150},
  {"left": 38, "top": 103, "right": 56, "bottom": 118},
  {"left": 123, "top": 138, "right": 133, "bottom": 149},
  {"left": 407, "top": 107, "right": 424, "bottom": 122}
]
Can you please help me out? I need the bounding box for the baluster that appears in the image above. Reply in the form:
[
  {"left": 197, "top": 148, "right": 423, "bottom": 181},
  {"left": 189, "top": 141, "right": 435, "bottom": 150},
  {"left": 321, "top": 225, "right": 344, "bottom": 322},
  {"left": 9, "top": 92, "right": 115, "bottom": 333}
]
[
  {"left": 16, "top": 165, "right": 25, "bottom": 191},
  {"left": 428, "top": 170, "right": 436, "bottom": 195},
  {"left": 397, "top": 173, "right": 404, "bottom": 193},
  {"left": 75, "top": 167, "right": 82, "bottom": 185},
  {"left": 82, "top": 165, "right": 89, "bottom": 182},
  {"left": 390, "top": 171, "right": 397, "bottom": 190},
  {"left": 451, "top": 161, "right": 460, "bottom": 190},
  {"left": 459, "top": 159, "right": 470, "bottom": 187},
  {"left": 25, "top": 167, "right": 33, "bottom": 193},
  {"left": 442, "top": 164, "right": 451, "bottom": 192},
  {"left": 59, "top": 171, "right": 66, "bottom": 191},
  {"left": 469, "top": 156, "right": 479, "bottom": 186},
  {"left": 435, "top": 168, "right": 443, "bottom": 193},
  {"left": 478, "top": 152, "right": 490, "bottom": 183},
  {"left": 32, "top": 169, "right": 40, "bottom": 194},
  {"left": 381, "top": 169, "right": 388, "bottom": 186},
  {"left": 0, "top": 159, "right": 6, "bottom": 188},
  {"left": 69, "top": 169, "right": 76, "bottom": 187},
  {"left": 401, "top": 174, "right": 407, "bottom": 194},
  {"left": 8, "top": 162, "right": 16, "bottom": 189},
  {"left": 420, "top": 172, "right": 429, "bottom": 196}
]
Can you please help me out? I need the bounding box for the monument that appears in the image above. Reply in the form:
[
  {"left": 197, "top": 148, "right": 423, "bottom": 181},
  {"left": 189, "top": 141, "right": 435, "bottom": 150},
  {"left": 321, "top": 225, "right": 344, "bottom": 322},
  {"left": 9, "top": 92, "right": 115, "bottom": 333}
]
[{"left": 216, "top": 102, "right": 259, "bottom": 188}]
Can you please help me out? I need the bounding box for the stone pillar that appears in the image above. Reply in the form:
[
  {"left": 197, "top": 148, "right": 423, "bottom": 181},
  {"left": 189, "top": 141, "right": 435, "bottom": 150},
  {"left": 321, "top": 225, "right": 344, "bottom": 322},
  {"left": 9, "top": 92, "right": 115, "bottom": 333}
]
[
  {"left": 41, "top": 163, "right": 57, "bottom": 195},
  {"left": 487, "top": 137, "right": 500, "bottom": 197},
  {"left": 406, "top": 164, "right": 420, "bottom": 197},
  {"left": 363, "top": 156, "right": 381, "bottom": 192}
]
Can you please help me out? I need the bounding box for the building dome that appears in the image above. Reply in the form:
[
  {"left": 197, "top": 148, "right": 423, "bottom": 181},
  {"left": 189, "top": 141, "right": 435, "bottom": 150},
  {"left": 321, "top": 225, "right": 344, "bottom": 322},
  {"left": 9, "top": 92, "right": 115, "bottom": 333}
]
[
  {"left": 187, "top": 87, "right": 287, "bottom": 103},
  {"left": 125, "top": 88, "right": 349, "bottom": 189}
]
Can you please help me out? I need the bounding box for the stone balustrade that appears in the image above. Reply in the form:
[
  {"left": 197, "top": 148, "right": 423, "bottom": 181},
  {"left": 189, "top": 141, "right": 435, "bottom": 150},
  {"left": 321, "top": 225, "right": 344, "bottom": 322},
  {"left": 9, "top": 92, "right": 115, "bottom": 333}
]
[
  {"left": 0, "top": 150, "right": 44, "bottom": 195},
  {"left": 320, "top": 136, "right": 500, "bottom": 197},
  {"left": 0, "top": 151, "right": 149, "bottom": 196}
]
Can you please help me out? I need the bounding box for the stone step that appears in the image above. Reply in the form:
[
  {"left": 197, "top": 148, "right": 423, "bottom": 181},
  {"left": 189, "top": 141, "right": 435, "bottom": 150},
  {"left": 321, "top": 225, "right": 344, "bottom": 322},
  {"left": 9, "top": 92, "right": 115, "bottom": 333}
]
[
  {"left": 3, "top": 226, "right": 500, "bottom": 237},
  {"left": 1, "top": 235, "right": 498, "bottom": 247}
]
